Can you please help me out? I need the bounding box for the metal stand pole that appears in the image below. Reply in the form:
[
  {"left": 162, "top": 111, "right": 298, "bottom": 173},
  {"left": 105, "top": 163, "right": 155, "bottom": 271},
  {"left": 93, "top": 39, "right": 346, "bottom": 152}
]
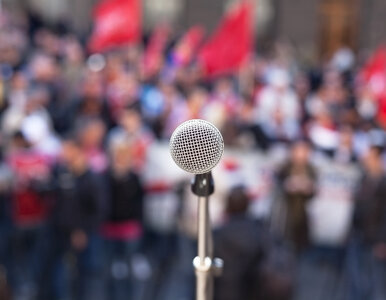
[
  {"left": 191, "top": 173, "right": 223, "bottom": 300},
  {"left": 194, "top": 196, "right": 211, "bottom": 300}
]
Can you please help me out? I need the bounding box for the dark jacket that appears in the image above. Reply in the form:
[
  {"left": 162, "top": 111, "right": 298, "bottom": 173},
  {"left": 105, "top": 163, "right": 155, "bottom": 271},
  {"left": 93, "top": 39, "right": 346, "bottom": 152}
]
[
  {"left": 53, "top": 166, "right": 109, "bottom": 233},
  {"left": 107, "top": 170, "right": 144, "bottom": 222},
  {"left": 353, "top": 173, "right": 386, "bottom": 244},
  {"left": 277, "top": 162, "right": 316, "bottom": 251},
  {"left": 214, "top": 216, "right": 267, "bottom": 300}
]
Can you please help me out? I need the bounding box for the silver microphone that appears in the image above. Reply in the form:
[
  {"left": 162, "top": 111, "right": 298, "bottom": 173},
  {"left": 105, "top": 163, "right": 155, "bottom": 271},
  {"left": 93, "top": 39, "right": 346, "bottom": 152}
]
[{"left": 169, "top": 119, "right": 224, "bottom": 174}]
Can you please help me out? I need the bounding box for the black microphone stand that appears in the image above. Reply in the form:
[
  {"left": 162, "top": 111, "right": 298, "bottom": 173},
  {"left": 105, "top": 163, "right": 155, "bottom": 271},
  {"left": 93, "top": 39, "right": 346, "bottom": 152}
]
[{"left": 191, "top": 172, "right": 223, "bottom": 300}]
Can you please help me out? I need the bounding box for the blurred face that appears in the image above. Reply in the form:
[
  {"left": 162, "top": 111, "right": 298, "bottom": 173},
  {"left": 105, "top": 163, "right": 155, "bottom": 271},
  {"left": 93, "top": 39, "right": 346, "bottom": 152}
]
[
  {"left": 80, "top": 121, "right": 106, "bottom": 149},
  {"left": 187, "top": 89, "right": 207, "bottom": 114},
  {"left": 64, "top": 37, "right": 84, "bottom": 64},
  {"left": 291, "top": 142, "right": 310, "bottom": 165},
  {"left": 269, "top": 70, "right": 290, "bottom": 92},
  {"left": 111, "top": 143, "right": 133, "bottom": 173},
  {"left": 30, "top": 54, "right": 58, "bottom": 82},
  {"left": 323, "top": 69, "right": 343, "bottom": 88},
  {"left": 160, "top": 82, "right": 177, "bottom": 105},
  {"left": 82, "top": 72, "right": 103, "bottom": 99},
  {"left": 34, "top": 29, "right": 60, "bottom": 56},
  {"left": 339, "top": 128, "right": 353, "bottom": 148},
  {"left": 11, "top": 72, "right": 28, "bottom": 90},
  {"left": 322, "top": 85, "right": 346, "bottom": 104},
  {"left": 215, "top": 78, "right": 233, "bottom": 96},
  {"left": 60, "top": 141, "right": 79, "bottom": 164},
  {"left": 316, "top": 107, "right": 333, "bottom": 127},
  {"left": 362, "top": 147, "right": 383, "bottom": 175},
  {"left": 294, "top": 75, "right": 310, "bottom": 97},
  {"left": 113, "top": 72, "right": 139, "bottom": 101},
  {"left": 105, "top": 54, "right": 124, "bottom": 82},
  {"left": 120, "top": 109, "right": 141, "bottom": 134}
]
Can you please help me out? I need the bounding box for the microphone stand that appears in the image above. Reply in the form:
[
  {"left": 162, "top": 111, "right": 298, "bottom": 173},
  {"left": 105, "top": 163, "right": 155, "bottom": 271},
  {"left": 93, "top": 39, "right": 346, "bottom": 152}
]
[{"left": 191, "top": 172, "right": 223, "bottom": 300}]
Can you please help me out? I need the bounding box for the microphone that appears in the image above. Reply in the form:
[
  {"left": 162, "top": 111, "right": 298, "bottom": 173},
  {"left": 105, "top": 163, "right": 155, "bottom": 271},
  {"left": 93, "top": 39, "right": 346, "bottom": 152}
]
[
  {"left": 169, "top": 119, "right": 224, "bottom": 300},
  {"left": 169, "top": 119, "right": 224, "bottom": 174}
]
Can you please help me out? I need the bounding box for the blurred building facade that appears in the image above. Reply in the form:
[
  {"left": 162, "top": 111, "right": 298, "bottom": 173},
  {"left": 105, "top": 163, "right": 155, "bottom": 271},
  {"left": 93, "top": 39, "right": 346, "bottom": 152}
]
[{"left": 3, "top": 0, "right": 386, "bottom": 61}]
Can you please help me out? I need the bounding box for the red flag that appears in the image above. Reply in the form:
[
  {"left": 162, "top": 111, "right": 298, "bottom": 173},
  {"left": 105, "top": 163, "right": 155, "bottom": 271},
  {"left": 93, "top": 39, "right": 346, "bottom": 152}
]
[
  {"left": 360, "top": 46, "right": 386, "bottom": 98},
  {"left": 88, "top": 0, "right": 141, "bottom": 53},
  {"left": 198, "top": 2, "right": 253, "bottom": 77},
  {"left": 142, "top": 24, "right": 170, "bottom": 77},
  {"left": 360, "top": 46, "right": 386, "bottom": 128},
  {"left": 172, "top": 26, "right": 205, "bottom": 67}
]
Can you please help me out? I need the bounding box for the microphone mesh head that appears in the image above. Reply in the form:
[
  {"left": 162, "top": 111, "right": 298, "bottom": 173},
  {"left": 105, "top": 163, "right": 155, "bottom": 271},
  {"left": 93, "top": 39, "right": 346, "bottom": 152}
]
[{"left": 170, "top": 119, "right": 224, "bottom": 174}]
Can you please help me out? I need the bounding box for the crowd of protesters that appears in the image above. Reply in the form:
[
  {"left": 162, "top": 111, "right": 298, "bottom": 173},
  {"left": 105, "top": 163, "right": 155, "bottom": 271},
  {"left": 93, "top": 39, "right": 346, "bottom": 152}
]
[{"left": 0, "top": 6, "right": 385, "bottom": 300}]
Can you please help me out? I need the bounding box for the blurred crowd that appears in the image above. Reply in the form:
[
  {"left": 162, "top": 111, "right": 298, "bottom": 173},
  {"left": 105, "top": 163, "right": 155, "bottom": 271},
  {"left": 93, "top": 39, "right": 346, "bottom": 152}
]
[{"left": 0, "top": 6, "right": 385, "bottom": 300}]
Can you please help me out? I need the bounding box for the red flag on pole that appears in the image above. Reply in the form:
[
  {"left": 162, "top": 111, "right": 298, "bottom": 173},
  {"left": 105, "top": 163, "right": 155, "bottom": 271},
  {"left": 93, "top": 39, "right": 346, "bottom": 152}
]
[
  {"left": 142, "top": 24, "right": 170, "bottom": 77},
  {"left": 172, "top": 26, "right": 206, "bottom": 67},
  {"left": 198, "top": 2, "right": 253, "bottom": 77},
  {"left": 360, "top": 46, "right": 386, "bottom": 98},
  {"left": 360, "top": 46, "right": 386, "bottom": 128},
  {"left": 88, "top": 0, "right": 141, "bottom": 53}
]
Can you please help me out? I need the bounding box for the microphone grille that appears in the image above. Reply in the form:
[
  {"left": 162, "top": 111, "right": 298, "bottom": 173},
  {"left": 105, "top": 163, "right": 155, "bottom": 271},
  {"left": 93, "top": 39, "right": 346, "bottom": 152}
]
[{"left": 170, "top": 119, "right": 224, "bottom": 174}]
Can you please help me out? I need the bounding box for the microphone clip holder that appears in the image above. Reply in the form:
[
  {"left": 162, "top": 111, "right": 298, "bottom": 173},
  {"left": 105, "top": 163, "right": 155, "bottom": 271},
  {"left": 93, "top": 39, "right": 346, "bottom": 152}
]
[{"left": 191, "top": 172, "right": 214, "bottom": 197}]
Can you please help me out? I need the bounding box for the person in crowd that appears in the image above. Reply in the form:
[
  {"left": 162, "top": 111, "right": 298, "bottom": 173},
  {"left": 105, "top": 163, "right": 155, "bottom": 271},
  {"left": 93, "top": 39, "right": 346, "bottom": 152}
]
[
  {"left": 20, "top": 85, "right": 61, "bottom": 158},
  {"left": 141, "top": 80, "right": 184, "bottom": 138},
  {"left": 306, "top": 69, "right": 355, "bottom": 158},
  {"left": 73, "top": 70, "right": 111, "bottom": 129},
  {"left": 107, "top": 70, "right": 141, "bottom": 124},
  {"left": 333, "top": 126, "right": 357, "bottom": 164},
  {"left": 307, "top": 102, "right": 339, "bottom": 156},
  {"left": 255, "top": 68, "right": 300, "bottom": 143},
  {"left": 308, "top": 69, "right": 350, "bottom": 125},
  {"left": 101, "top": 137, "right": 144, "bottom": 300},
  {"left": 0, "top": 151, "right": 11, "bottom": 270},
  {"left": 1, "top": 72, "right": 29, "bottom": 137},
  {"left": 162, "top": 86, "right": 208, "bottom": 138},
  {"left": 76, "top": 117, "right": 108, "bottom": 174},
  {"left": 108, "top": 105, "right": 153, "bottom": 172},
  {"left": 348, "top": 144, "right": 386, "bottom": 300},
  {"left": 293, "top": 73, "right": 312, "bottom": 128},
  {"left": 50, "top": 38, "right": 85, "bottom": 135},
  {"left": 277, "top": 140, "right": 317, "bottom": 253},
  {"left": 203, "top": 77, "right": 239, "bottom": 130},
  {"left": 6, "top": 131, "right": 53, "bottom": 300},
  {"left": 61, "top": 36, "right": 85, "bottom": 100},
  {"left": 46, "top": 136, "right": 109, "bottom": 300},
  {"left": 214, "top": 186, "right": 267, "bottom": 300}
]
